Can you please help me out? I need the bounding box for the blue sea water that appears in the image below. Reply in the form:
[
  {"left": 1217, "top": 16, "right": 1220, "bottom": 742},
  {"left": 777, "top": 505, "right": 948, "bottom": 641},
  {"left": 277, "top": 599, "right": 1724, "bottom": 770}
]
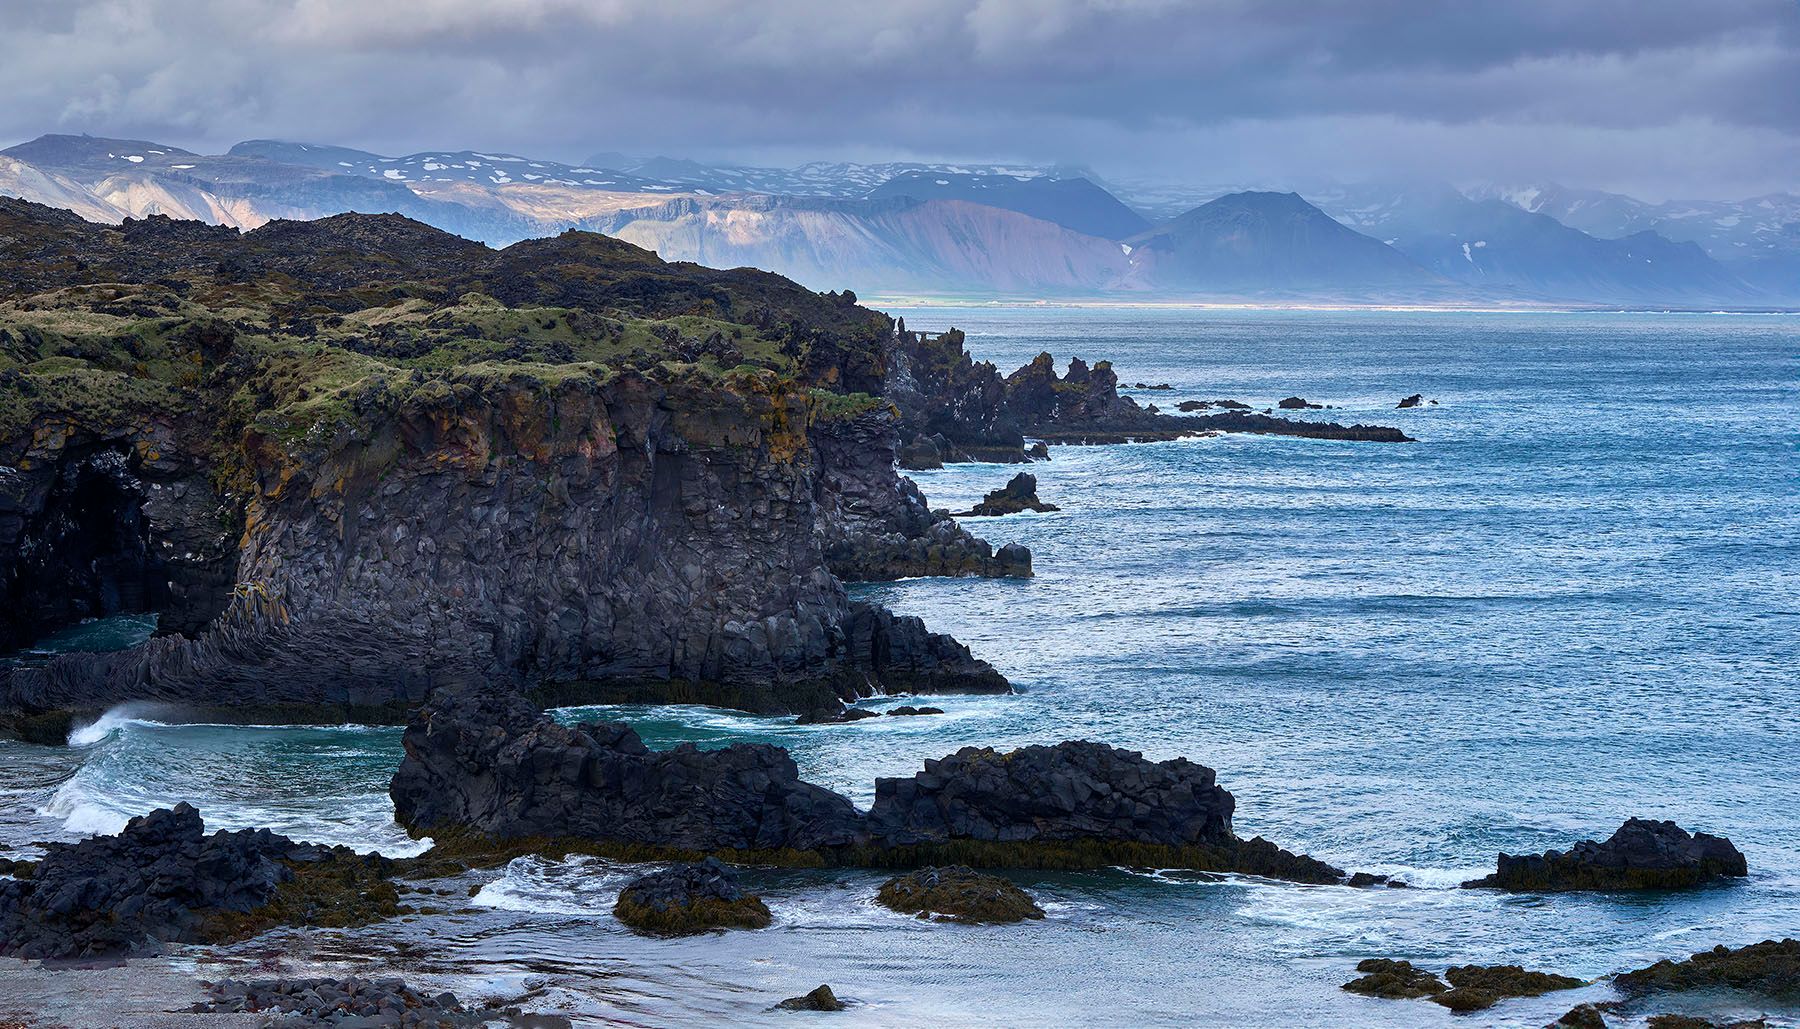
[{"left": 1, "top": 307, "right": 1796, "bottom": 1027}]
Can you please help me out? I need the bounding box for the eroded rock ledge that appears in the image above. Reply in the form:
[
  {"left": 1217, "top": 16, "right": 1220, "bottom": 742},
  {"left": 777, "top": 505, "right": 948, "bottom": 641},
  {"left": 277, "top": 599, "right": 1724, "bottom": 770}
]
[
  {"left": 1461, "top": 818, "right": 1748, "bottom": 891},
  {"left": 388, "top": 684, "right": 1347, "bottom": 882}
]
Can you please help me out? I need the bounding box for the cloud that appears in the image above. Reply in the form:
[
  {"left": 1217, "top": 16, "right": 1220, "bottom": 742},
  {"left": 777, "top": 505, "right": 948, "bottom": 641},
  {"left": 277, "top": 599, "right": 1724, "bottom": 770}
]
[{"left": 0, "top": 0, "right": 1794, "bottom": 199}]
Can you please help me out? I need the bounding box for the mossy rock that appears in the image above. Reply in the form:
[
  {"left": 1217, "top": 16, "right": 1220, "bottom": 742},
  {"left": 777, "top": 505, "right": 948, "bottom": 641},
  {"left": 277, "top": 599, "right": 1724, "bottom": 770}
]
[
  {"left": 611, "top": 858, "right": 773, "bottom": 936},
  {"left": 776, "top": 985, "right": 846, "bottom": 1012},
  {"left": 1429, "top": 964, "right": 1583, "bottom": 1012},
  {"left": 1616, "top": 939, "right": 1800, "bottom": 999},
  {"left": 875, "top": 865, "right": 1044, "bottom": 924},
  {"left": 1342, "top": 958, "right": 1447, "bottom": 1000}
]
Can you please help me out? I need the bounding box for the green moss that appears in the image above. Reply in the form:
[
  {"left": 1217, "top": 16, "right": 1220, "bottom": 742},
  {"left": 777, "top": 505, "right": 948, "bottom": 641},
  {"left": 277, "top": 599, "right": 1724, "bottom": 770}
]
[
  {"left": 875, "top": 866, "right": 1044, "bottom": 924},
  {"left": 1342, "top": 959, "right": 1448, "bottom": 1000},
  {"left": 199, "top": 851, "right": 403, "bottom": 943},
  {"left": 612, "top": 893, "right": 773, "bottom": 936}
]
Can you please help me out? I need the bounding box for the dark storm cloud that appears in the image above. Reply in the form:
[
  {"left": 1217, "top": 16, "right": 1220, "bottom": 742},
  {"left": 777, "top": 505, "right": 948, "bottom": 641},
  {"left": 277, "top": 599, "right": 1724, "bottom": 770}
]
[{"left": 1, "top": 0, "right": 1795, "bottom": 198}]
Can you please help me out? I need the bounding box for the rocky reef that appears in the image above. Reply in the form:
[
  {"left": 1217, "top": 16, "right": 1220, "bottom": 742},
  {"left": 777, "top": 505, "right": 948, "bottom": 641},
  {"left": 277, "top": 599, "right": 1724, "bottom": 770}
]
[
  {"left": 1461, "top": 818, "right": 1748, "bottom": 891},
  {"left": 389, "top": 684, "right": 1348, "bottom": 880},
  {"left": 0, "top": 803, "right": 394, "bottom": 959},
  {"left": 612, "top": 858, "right": 773, "bottom": 935},
  {"left": 192, "top": 977, "right": 517, "bottom": 1028},
  {"left": 951, "top": 472, "right": 1059, "bottom": 517},
  {"left": 1615, "top": 939, "right": 1800, "bottom": 999},
  {"left": 1343, "top": 958, "right": 1583, "bottom": 1013},
  {"left": 875, "top": 866, "right": 1045, "bottom": 923}
]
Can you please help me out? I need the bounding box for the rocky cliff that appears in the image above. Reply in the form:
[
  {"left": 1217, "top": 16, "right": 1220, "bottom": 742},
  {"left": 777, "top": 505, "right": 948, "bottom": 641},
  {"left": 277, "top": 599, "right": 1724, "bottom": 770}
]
[{"left": 0, "top": 199, "right": 1011, "bottom": 729}]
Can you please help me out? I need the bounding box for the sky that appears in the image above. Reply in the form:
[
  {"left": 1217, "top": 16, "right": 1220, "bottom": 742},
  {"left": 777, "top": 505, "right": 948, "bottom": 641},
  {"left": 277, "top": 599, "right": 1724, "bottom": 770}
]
[{"left": 2, "top": 0, "right": 1797, "bottom": 201}]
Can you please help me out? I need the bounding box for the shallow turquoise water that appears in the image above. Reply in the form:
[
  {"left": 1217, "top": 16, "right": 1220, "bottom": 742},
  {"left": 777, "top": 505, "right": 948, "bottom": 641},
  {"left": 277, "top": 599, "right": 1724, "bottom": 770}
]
[{"left": 2, "top": 308, "right": 1796, "bottom": 1026}]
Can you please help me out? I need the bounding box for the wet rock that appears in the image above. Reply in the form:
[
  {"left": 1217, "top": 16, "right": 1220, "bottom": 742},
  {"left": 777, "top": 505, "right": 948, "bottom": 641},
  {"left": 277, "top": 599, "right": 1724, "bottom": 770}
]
[
  {"left": 1645, "top": 1017, "right": 1768, "bottom": 1029},
  {"left": 952, "top": 473, "right": 1059, "bottom": 517},
  {"left": 1177, "top": 400, "right": 1209, "bottom": 412},
  {"left": 1397, "top": 393, "right": 1425, "bottom": 408},
  {"left": 1025, "top": 441, "right": 1050, "bottom": 461},
  {"left": 1345, "top": 872, "right": 1408, "bottom": 888},
  {"left": 1615, "top": 939, "right": 1800, "bottom": 999},
  {"left": 193, "top": 976, "right": 509, "bottom": 1027},
  {"left": 1431, "top": 965, "right": 1584, "bottom": 1012},
  {"left": 875, "top": 866, "right": 1044, "bottom": 923},
  {"left": 1131, "top": 382, "right": 1174, "bottom": 390},
  {"left": 1277, "top": 396, "right": 1323, "bottom": 410},
  {"left": 776, "top": 985, "right": 846, "bottom": 1012},
  {"left": 1462, "top": 818, "right": 1748, "bottom": 891},
  {"left": 796, "top": 706, "right": 882, "bottom": 725},
  {"left": 886, "top": 705, "right": 943, "bottom": 717},
  {"left": 1553, "top": 1002, "right": 1612, "bottom": 1028},
  {"left": 1342, "top": 958, "right": 1447, "bottom": 999},
  {"left": 613, "top": 858, "right": 772, "bottom": 935},
  {"left": 0, "top": 803, "right": 394, "bottom": 959}
]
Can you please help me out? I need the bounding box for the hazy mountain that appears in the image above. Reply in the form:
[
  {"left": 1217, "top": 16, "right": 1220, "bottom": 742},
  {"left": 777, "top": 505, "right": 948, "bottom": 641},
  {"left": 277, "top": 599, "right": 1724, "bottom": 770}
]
[
  {"left": 1120, "top": 191, "right": 1438, "bottom": 295},
  {"left": 1318, "top": 184, "right": 1760, "bottom": 305},
  {"left": 582, "top": 153, "right": 1076, "bottom": 199},
  {"left": 864, "top": 171, "right": 1150, "bottom": 240},
  {"left": 232, "top": 140, "right": 685, "bottom": 193},
  {"left": 590, "top": 194, "right": 1130, "bottom": 295}
]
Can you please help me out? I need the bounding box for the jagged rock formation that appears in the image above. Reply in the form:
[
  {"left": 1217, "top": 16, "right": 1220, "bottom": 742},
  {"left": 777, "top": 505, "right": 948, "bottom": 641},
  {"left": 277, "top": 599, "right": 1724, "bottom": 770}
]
[
  {"left": 952, "top": 472, "right": 1059, "bottom": 517},
  {"left": 1461, "top": 818, "right": 1748, "bottom": 891},
  {"left": 0, "top": 198, "right": 1010, "bottom": 725},
  {"left": 0, "top": 803, "right": 393, "bottom": 959},
  {"left": 811, "top": 409, "right": 1030, "bottom": 581},
  {"left": 390, "top": 684, "right": 1347, "bottom": 882}
]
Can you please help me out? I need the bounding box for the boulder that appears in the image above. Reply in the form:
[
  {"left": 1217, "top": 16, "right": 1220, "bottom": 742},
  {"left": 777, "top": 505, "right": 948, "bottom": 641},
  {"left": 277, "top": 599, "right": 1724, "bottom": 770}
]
[
  {"left": 886, "top": 706, "right": 944, "bottom": 717},
  {"left": 776, "top": 985, "right": 846, "bottom": 1012},
  {"left": 1431, "top": 965, "right": 1584, "bottom": 1012},
  {"left": 1176, "top": 400, "right": 1209, "bottom": 412},
  {"left": 875, "top": 866, "right": 1044, "bottom": 923},
  {"left": 1277, "top": 396, "right": 1322, "bottom": 410},
  {"left": 953, "top": 473, "right": 1059, "bottom": 517},
  {"left": 1396, "top": 394, "right": 1425, "bottom": 408},
  {"left": 1025, "top": 442, "right": 1050, "bottom": 461},
  {"left": 1462, "top": 818, "right": 1748, "bottom": 891},
  {"left": 613, "top": 858, "right": 772, "bottom": 935},
  {"left": 1554, "top": 1003, "right": 1613, "bottom": 1029},
  {"left": 796, "top": 706, "right": 882, "bottom": 725}
]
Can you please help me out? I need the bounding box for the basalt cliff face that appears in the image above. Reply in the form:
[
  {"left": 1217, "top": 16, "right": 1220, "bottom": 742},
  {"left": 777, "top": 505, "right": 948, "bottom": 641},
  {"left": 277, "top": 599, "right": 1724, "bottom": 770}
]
[{"left": 0, "top": 199, "right": 1012, "bottom": 729}]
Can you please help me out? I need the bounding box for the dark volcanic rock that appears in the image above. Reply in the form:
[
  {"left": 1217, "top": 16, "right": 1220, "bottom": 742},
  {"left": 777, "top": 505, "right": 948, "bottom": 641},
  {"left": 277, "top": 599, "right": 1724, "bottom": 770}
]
[
  {"left": 1555, "top": 1003, "right": 1614, "bottom": 1028},
  {"left": 875, "top": 865, "right": 1044, "bottom": 923},
  {"left": 1462, "top": 818, "right": 1748, "bottom": 891},
  {"left": 795, "top": 705, "right": 881, "bottom": 725},
  {"left": 897, "top": 432, "right": 972, "bottom": 470},
  {"left": 953, "top": 472, "right": 1059, "bottom": 517},
  {"left": 1131, "top": 382, "right": 1174, "bottom": 390},
  {"left": 1615, "top": 939, "right": 1800, "bottom": 999},
  {"left": 390, "top": 685, "right": 865, "bottom": 851},
  {"left": 776, "top": 985, "right": 846, "bottom": 1012},
  {"left": 194, "top": 977, "right": 507, "bottom": 1027},
  {"left": 1342, "top": 959, "right": 1447, "bottom": 1000},
  {"left": 886, "top": 705, "right": 943, "bottom": 717},
  {"left": 392, "top": 685, "right": 1348, "bottom": 880},
  {"left": 0, "top": 803, "right": 390, "bottom": 959},
  {"left": 1176, "top": 400, "right": 1209, "bottom": 412},
  {"left": 613, "top": 858, "right": 772, "bottom": 935},
  {"left": 1191, "top": 411, "right": 1414, "bottom": 443},
  {"left": 1278, "top": 396, "right": 1323, "bottom": 410},
  {"left": 1397, "top": 393, "right": 1425, "bottom": 408},
  {"left": 814, "top": 410, "right": 1031, "bottom": 582}
]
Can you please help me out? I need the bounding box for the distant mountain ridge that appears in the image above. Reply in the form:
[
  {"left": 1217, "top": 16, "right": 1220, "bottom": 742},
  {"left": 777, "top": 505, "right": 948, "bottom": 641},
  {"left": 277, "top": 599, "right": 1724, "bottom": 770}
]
[{"left": 0, "top": 132, "right": 1787, "bottom": 306}]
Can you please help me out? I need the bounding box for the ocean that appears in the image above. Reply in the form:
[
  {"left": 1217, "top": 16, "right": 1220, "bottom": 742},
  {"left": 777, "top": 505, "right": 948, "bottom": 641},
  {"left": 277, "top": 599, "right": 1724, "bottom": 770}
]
[{"left": 2, "top": 307, "right": 1796, "bottom": 1026}]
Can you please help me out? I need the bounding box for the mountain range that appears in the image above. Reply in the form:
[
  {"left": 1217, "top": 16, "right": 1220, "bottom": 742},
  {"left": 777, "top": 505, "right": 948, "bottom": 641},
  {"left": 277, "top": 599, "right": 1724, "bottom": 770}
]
[{"left": 0, "top": 133, "right": 1792, "bottom": 307}]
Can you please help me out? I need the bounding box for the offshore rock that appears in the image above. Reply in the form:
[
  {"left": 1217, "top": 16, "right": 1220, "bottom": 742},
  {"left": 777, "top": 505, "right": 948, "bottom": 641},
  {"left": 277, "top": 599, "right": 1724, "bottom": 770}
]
[
  {"left": 1397, "top": 393, "right": 1425, "bottom": 408},
  {"left": 389, "top": 685, "right": 865, "bottom": 851},
  {"left": 813, "top": 410, "right": 1030, "bottom": 581},
  {"left": 1342, "top": 959, "right": 1447, "bottom": 1000},
  {"left": 1431, "top": 965, "right": 1584, "bottom": 1012},
  {"left": 612, "top": 858, "right": 772, "bottom": 935},
  {"left": 776, "top": 985, "right": 847, "bottom": 1012},
  {"left": 0, "top": 803, "right": 391, "bottom": 959},
  {"left": 1462, "top": 818, "right": 1748, "bottom": 891},
  {"left": 951, "top": 473, "right": 1060, "bottom": 517},
  {"left": 1278, "top": 396, "right": 1323, "bottom": 410},
  {"left": 390, "top": 685, "right": 1347, "bottom": 881},
  {"left": 875, "top": 865, "right": 1045, "bottom": 923}
]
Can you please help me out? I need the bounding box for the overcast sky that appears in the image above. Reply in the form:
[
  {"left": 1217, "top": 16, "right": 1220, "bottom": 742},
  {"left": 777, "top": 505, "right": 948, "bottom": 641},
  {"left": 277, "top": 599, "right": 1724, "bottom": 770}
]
[{"left": 3, "top": 0, "right": 1796, "bottom": 200}]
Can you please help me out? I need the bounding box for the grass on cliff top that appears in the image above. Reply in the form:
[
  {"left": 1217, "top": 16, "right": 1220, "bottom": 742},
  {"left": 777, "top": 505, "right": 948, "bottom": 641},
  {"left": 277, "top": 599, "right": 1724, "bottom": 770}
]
[{"left": 0, "top": 283, "right": 828, "bottom": 450}]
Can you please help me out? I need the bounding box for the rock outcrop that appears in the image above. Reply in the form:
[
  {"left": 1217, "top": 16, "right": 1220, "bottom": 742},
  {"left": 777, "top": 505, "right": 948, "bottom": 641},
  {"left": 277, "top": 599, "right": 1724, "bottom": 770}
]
[
  {"left": 1397, "top": 393, "right": 1425, "bottom": 408},
  {"left": 1461, "top": 818, "right": 1748, "bottom": 891},
  {"left": 193, "top": 978, "right": 508, "bottom": 1027},
  {"left": 0, "top": 803, "right": 394, "bottom": 959},
  {"left": 1342, "top": 959, "right": 1447, "bottom": 1000},
  {"left": 812, "top": 409, "right": 1030, "bottom": 581},
  {"left": 875, "top": 866, "right": 1045, "bottom": 923},
  {"left": 1615, "top": 939, "right": 1800, "bottom": 999},
  {"left": 389, "top": 685, "right": 867, "bottom": 851},
  {"left": 1343, "top": 959, "right": 1583, "bottom": 1013},
  {"left": 951, "top": 472, "right": 1059, "bottom": 517},
  {"left": 389, "top": 684, "right": 1349, "bottom": 881},
  {"left": 776, "top": 986, "right": 847, "bottom": 1012},
  {"left": 612, "top": 858, "right": 772, "bottom": 934},
  {"left": 1278, "top": 396, "right": 1323, "bottom": 410}
]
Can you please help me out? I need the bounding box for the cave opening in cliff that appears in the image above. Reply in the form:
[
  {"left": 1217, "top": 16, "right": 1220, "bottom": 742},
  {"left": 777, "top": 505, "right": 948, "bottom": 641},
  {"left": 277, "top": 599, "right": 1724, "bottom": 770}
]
[{"left": 1, "top": 452, "right": 172, "bottom": 656}]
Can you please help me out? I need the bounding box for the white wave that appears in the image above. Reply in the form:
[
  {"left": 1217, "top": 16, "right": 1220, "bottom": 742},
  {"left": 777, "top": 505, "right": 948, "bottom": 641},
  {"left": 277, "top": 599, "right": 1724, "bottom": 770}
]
[{"left": 66, "top": 705, "right": 167, "bottom": 746}]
